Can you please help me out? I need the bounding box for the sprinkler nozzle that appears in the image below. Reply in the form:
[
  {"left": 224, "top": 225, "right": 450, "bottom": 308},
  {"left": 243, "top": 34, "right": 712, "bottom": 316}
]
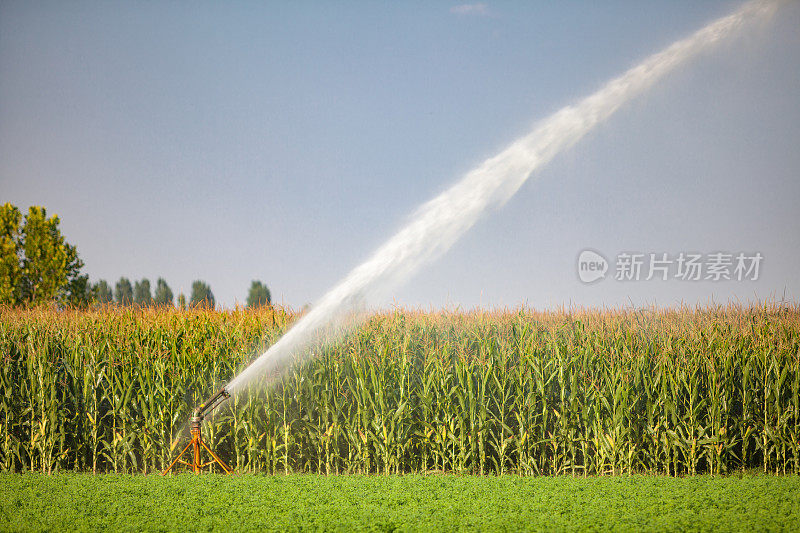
[{"left": 193, "top": 386, "right": 231, "bottom": 422}]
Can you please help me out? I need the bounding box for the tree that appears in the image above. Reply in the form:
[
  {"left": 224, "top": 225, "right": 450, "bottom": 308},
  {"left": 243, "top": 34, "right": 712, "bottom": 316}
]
[
  {"left": 65, "top": 271, "right": 91, "bottom": 307},
  {"left": 177, "top": 292, "right": 187, "bottom": 310},
  {"left": 92, "top": 279, "right": 113, "bottom": 304},
  {"left": 134, "top": 278, "right": 152, "bottom": 306},
  {"left": 115, "top": 277, "right": 133, "bottom": 305},
  {"left": 21, "top": 206, "right": 87, "bottom": 304},
  {"left": 190, "top": 280, "right": 214, "bottom": 309},
  {"left": 246, "top": 280, "right": 271, "bottom": 308},
  {"left": 0, "top": 203, "right": 89, "bottom": 306},
  {"left": 0, "top": 204, "right": 22, "bottom": 304},
  {"left": 153, "top": 278, "right": 174, "bottom": 307}
]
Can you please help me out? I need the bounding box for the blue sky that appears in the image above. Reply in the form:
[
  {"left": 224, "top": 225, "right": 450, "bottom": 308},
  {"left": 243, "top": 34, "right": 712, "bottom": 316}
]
[{"left": 2, "top": 1, "right": 798, "bottom": 309}]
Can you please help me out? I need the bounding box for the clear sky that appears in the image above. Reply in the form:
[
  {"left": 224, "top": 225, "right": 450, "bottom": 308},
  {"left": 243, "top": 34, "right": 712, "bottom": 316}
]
[{"left": 2, "top": 1, "right": 798, "bottom": 310}]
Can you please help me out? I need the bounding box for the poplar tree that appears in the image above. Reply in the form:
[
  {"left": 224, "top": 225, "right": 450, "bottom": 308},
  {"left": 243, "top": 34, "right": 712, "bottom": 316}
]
[{"left": 0, "top": 203, "right": 89, "bottom": 306}]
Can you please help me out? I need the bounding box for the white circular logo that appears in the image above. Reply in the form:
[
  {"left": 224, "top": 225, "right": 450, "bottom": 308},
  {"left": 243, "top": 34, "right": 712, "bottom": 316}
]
[{"left": 577, "top": 250, "right": 608, "bottom": 283}]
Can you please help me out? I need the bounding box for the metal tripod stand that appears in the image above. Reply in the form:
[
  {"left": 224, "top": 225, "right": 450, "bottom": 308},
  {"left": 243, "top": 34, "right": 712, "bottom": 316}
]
[{"left": 162, "top": 387, "right": 232, "bottom": 475}]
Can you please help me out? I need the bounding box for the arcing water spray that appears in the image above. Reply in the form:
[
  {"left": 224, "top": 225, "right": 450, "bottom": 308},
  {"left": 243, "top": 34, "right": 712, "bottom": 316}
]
[{"left": 224, "top": 1, "right": 776, "bottom": 394}]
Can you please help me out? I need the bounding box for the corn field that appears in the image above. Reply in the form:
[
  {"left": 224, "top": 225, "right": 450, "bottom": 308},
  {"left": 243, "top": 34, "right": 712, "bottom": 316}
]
[{"left": 1, "top": 304, "right": 799, "bottom": 475}]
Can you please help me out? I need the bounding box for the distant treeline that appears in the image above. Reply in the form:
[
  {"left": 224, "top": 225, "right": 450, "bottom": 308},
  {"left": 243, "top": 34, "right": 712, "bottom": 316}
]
[
  {"left": 1, "top": 202, "right": 270, "bottom": 309},
  {"left": 91, "top": 277, "right": 271, "bottom": 309}
]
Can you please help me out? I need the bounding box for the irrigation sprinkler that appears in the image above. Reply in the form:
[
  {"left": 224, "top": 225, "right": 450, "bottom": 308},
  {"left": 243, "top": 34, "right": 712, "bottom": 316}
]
[{"left": 162, "top": 386, "right": 232, "bottom": 475}]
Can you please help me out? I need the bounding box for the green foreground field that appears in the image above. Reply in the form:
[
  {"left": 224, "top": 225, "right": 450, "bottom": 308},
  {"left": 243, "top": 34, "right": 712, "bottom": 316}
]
[{"left": 0, "top": 473, "right": 798, "bottom": 532}]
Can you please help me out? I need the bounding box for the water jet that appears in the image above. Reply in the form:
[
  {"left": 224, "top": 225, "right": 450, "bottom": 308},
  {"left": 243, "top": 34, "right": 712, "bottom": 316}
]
[{"left": 226, "top": 0, "right": 777, "bottom": 398}]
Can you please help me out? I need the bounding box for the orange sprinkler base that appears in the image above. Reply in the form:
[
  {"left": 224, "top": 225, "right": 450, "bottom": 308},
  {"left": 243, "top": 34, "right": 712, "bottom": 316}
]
[
  {"left": 162, "top": 417, "right": 231, "bottom": 475},
  {"left": 162, "top": 387, "right": 232, "bottom": 475}
]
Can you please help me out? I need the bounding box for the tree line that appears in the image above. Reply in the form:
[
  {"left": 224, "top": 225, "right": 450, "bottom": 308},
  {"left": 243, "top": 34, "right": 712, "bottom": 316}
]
[
  {"left": 1, "top": 203, "right": 271, "bottom": 309},
  {"left": 90, "top": 277, "right": 271, "bottom": 309}
]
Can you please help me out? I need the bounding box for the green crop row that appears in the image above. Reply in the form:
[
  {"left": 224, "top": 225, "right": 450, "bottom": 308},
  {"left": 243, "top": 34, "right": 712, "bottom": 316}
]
[
  {"left": 3, "top": 473, "right": 800, "bottom": 531},
  {"left": 1, "top": 304, "right": 798, "bottom": 475}
]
